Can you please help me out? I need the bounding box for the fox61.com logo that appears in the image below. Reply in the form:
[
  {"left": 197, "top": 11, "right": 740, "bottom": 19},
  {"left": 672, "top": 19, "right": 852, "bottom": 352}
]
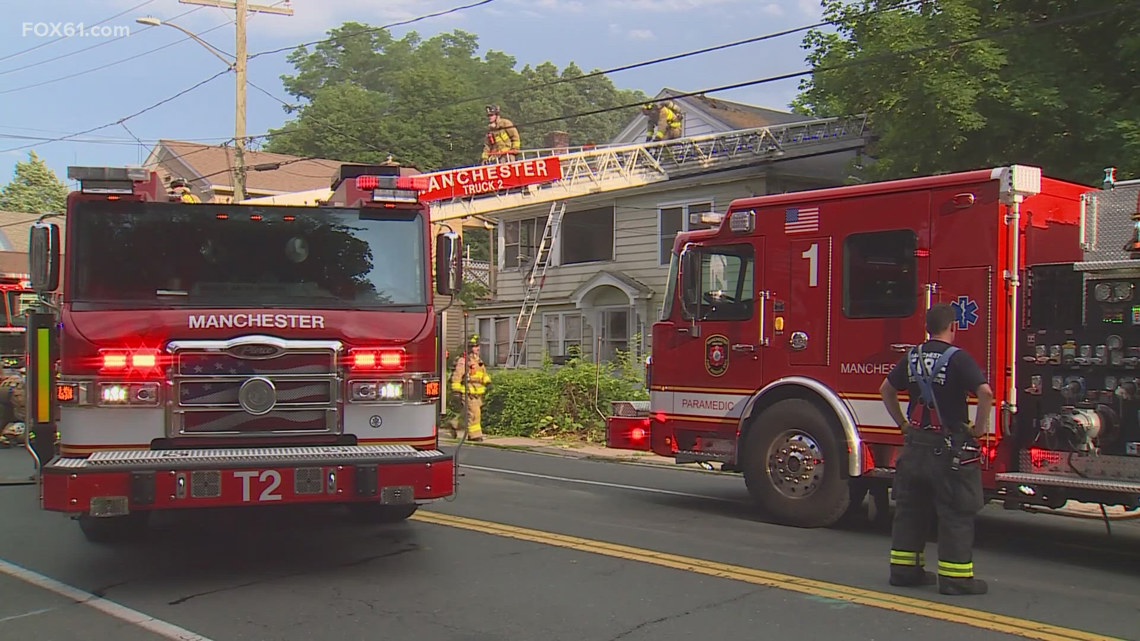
[{"left": 22, "top": 22, "right": 131, "bottom": 38}]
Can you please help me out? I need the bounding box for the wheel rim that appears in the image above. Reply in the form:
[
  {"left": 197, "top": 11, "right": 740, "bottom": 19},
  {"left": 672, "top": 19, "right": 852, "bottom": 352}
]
[{"left": 765, "top": 429, "right": 825, "bottom": 499}]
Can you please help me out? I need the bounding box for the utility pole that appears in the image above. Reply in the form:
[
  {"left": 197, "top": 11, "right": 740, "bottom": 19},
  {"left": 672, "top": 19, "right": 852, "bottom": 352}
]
[{"left": 179, "top": 0, "right": 293, "bottom": 202}]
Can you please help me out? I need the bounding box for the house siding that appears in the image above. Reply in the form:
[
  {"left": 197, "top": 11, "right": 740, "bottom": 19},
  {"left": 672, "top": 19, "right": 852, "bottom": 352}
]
[{"left": 478, "top": 176, "right": 768, "bottom": 367}]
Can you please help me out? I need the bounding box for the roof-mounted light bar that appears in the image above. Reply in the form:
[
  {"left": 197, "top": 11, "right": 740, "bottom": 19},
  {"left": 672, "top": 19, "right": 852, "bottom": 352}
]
[
  {"left": 67, "top": 166, "right": 151, "bottom": 195},
  {"left": 690, "top": 211, "right": 724, "bottom": 226}
]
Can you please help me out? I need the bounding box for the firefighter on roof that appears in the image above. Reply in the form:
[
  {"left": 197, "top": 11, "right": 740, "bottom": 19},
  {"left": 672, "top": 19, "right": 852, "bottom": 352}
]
[
  {"left": 451, "top": 335, "right": 491, "bottom": 441},
  {"left": 169, "top": 178, "right": 201, "bottom": 203},
  {"left": 481, "top": 105, "right": 521, "bottom": 164},
  {"left": 641, "top": 101, "right": 683, "bottom": 142},
  {"left": 879, "top": 303, "right": 993, "bottom": 596}
]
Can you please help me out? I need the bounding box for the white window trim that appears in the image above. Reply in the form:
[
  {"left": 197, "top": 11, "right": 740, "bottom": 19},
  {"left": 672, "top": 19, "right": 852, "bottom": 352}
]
[
  {"left": 475, "top": 314, "right": 526, "bottom": 366},
  {"left": 542, "top": 311, "right": 584, "bottom": 357},
  {"left": 656, "top": 199, "right": 716, "bottom": 265},
  {"left": 497, "top": 217, "right": 543, "bottom": 273},
  {"left": 594, "top": 304, "right": 634, "bottom": 363}
]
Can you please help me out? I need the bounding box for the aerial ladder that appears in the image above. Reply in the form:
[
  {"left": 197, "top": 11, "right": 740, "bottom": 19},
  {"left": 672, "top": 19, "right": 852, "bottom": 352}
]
[
  {"left": 428, "top": 114, "right": 868, "bottom": 222},
  {"left": 427, "top": 113, "right": 868, "bottom": 365}
]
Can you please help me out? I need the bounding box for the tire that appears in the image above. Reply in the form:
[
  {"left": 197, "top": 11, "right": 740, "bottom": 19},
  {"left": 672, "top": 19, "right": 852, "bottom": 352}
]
[
  {"left": 77, "top": 512, "right": 150, "bottom": 544},
  {"left": 346, "top": 503, "right": 418, "bottom": 524},
  {"left": 742, "top": 398, "right": 851, "bottom": 528}
]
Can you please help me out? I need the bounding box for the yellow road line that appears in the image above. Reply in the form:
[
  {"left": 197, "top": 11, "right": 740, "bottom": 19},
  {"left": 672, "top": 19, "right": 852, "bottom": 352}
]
[{"left": 412, "top": 511, "right": 1120, "bottom": 641}]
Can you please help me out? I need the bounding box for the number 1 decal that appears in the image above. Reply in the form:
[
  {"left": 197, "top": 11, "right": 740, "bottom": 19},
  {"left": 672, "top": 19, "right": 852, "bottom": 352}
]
[{"left": 801, "top": 243, "right": 819, "bottom": 288}]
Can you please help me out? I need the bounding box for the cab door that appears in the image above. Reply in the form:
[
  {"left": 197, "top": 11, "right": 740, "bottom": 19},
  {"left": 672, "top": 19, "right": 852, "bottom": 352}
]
[{"left": 665, "top": 239, "right": 765, "bottom": 419}]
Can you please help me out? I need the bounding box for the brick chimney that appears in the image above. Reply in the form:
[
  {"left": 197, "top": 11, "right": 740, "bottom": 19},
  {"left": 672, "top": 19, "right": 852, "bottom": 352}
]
[{"left": 545, "top": 130, "right": 570, "bottom": 153}]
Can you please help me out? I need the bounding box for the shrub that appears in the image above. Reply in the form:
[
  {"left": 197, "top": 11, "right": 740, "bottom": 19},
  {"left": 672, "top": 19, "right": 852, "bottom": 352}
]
[{"left": 445, "top": 349, "right": 648, "bottom": 443}]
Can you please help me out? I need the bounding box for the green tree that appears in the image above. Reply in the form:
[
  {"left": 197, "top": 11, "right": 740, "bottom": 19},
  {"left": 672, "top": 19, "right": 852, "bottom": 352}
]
[
  {"left": 266, "top": 24, "right": 647, "bottom": 170},
  {"left": 792, "top": 1, "right": 1140, "bottom": 184},
  {"left": 0, "top": 152, "right": 68, "bottom": 214}
]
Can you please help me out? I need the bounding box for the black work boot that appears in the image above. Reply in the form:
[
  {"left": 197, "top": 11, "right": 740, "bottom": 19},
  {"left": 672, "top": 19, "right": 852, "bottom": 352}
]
[
  {"left": 890, "top": 567, "right": 936, "bottom": 587},
  {"left": 939, "top": 576, "right": 988, "bottom": 595}
]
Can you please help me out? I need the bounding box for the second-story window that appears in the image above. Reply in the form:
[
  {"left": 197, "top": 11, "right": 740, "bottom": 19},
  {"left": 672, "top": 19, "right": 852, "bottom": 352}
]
[{"left": 659, "top": 201, "right": 716, "bottom": 265}]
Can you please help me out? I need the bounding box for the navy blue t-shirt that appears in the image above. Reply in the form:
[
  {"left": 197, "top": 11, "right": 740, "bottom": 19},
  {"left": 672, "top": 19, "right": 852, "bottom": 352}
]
[{"left": 886, "top": 340, "right": 987, "bottom": 429}]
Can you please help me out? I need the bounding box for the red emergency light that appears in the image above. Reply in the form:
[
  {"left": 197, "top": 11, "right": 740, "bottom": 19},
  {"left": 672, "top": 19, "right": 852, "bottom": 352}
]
[
  {"left": 98, "top": 348, "right": 167, "bottom": 376},
  {"left": 354, "top": 175, "right": 429, "bottom": 191},
  {"left": 349, "top": 347, "right": 406, "bottom": 371}
]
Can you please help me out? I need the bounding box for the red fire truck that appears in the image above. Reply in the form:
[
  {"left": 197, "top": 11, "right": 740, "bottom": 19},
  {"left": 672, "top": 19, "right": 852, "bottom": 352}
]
[
  {"left": 607, "top": 164, "right": 1140, "bottom": 528},
  {"left": 24, "top": 163, "right": 465, "bottom": 542}
]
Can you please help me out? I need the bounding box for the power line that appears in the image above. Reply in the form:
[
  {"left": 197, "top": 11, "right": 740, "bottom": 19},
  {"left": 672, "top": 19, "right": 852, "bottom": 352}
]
[
  {"left": 0, "top": 0, "right": 158, "bottom": 64},
  {"left": 507, "top": 1, "right": 1139, "bottom": 130},
  {"left": 246, "top": 0, "right": 499, "bottom": 61},
  {"left": 452, "top": 0, "right": 929, "bottom": 110},
  {"left": 0, "top": 68, "right": 232, "bottom": 154},
  {"left": 0, "top": 4, "right": 207, "bottom": 76}
]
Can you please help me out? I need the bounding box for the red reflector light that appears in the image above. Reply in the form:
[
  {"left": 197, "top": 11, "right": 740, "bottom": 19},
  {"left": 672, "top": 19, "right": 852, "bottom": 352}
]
[
  {"left": 914, "top": 248, "right": 931, "bottom": 257},
  {"left": 350, "top": 348, "right": 406, "bottom": 370},
  {"left": 630, "top": 426, "right": 647, "bottom": 441}
]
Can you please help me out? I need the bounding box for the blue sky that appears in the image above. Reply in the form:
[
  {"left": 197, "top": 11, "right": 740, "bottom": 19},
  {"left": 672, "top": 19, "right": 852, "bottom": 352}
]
[{"left": 0, "top": 0, "right": 828, "bottom": 186}]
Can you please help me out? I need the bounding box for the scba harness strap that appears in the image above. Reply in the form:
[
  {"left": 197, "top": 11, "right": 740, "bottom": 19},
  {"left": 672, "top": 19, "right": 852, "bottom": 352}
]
[{"left": 906, "top": 345, "right": 959, "bottom": 431}]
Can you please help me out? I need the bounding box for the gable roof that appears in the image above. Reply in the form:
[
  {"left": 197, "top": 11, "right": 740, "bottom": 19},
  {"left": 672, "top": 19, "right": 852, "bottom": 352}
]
[
  {"left": 611, "top": 87, "right": 814, "bottom": 144},
  {"left": 662, "top": 89, "right": 812, "bottom": 130},
  {"left": 144, "top": 140, "right": 350, "bottom": 195}
]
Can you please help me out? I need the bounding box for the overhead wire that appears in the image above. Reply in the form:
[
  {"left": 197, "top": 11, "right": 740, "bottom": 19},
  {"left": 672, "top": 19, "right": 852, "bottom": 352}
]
[
  {"left": 0, "top": 3, "right": 207, "bottom": 76},
  {"left": 246, "top": 0, "right": 499, "bottom": 61},
  {"left": 0, "top": 0, "right": 158, "bottom": 65},
  {"left": 0, "top": 68, "right": 232, "bottom": 154}
]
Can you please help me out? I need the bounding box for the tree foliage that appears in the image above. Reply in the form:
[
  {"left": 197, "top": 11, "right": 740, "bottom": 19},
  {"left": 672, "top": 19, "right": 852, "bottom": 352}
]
[
  {"left": 0, "top": 152, "right": 68, "bottom": 214},
  {"left": 266, "top": 25, "right": 648, "bottom": 171},
  {"left": 792, "top": 1, "right": 1140, "bottom": 183}
]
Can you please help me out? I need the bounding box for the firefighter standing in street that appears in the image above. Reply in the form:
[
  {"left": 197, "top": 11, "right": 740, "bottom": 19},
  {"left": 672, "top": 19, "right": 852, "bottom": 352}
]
[
  {"left": 481, "top": 105, "right": 521, "bottom": 164},
  {"left": 879, "top": 303, "right": 994, "bottom": 595},
  {"left": 451, "top": 335, "right": 491, "bottom": 441},
  {"left": 641, "top": 101, "right": 683, "bottom": 141}
]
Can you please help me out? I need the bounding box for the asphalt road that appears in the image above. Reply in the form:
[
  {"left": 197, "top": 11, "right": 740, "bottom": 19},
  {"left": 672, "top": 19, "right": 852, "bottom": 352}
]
[{"left": 0, "top": 444, "right": 1136, "bottom": 641}]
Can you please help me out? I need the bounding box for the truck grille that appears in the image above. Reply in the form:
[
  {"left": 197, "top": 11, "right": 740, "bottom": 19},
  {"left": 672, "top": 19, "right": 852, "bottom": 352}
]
[{"left": 167, "top": 337, "right": 342, "bottom": 439}]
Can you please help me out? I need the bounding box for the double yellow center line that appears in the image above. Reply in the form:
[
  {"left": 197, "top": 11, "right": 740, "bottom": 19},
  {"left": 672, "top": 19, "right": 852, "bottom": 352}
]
[{"left": 413, "top": 511, "right": 1120, "bottom": 641}]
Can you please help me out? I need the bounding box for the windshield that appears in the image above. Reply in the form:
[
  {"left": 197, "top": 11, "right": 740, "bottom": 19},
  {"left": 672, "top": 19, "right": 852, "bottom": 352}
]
[{"left": 69, "top": 201, "right": 426, "bottom": 309}]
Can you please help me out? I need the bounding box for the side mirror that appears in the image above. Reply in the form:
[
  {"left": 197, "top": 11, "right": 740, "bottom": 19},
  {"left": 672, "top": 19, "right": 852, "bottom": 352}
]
[
  {"left": 29, "top": 222, "right": 60, "bottom": 294},
  {"left": 435, "top": 231, "right": 464, "bottom": 296}
]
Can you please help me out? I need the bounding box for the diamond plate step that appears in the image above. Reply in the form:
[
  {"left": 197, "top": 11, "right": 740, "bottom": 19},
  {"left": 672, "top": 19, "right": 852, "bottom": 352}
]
[
  {"left": 995, "top": 472, "right": 1140, "bottom": 494},
  {"left": 48, "top": 445, "right": 449, "bottom": 471}
]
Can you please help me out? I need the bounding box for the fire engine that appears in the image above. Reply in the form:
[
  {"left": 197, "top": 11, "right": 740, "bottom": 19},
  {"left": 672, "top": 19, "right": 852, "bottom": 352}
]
[
  {"left": 23, "top": 163, "right": 465, "bottom": 542},
  {"left": 0, "top": 272, "right": 35, "bottom": 370},
  {"left": 607, "top": 164, "right": 1140, "bottom": 528}
]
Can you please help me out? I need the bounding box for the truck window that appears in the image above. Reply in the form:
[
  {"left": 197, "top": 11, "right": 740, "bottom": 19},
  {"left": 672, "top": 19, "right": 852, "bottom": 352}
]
[
  {"left": 68, "top": 202, "right": 427, "bottom": 310},
  {"left": 681, "top": 244, "right": 755, "bottom": 321},
  {"left": 843, "top": 229, "right": 918, "bottom": 319}
]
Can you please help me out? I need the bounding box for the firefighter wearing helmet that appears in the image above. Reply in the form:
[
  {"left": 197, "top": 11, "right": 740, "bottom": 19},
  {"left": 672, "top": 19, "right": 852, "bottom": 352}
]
[
  {"left": 169, "top": 178, "right": 201, "bottom": 203},
  {"left": 450, "top": 335, "right": 491, "bottom": 441},
  {"left": 481, "top": 105, "right": 521, "bottom": 164},
  {"left": 641, "top": 100, "right": 683, "bottom": 142}
]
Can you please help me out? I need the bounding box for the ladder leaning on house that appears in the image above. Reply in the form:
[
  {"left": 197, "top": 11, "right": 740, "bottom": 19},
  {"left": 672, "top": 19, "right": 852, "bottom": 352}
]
[{"left": 505, "top": 201, "right": 566, "bottom": 368}]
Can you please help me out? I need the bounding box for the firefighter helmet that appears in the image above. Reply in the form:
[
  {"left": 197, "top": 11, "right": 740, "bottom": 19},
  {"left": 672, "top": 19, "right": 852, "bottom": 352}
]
[
  {"left": 485, "top": 105, "right": 500, "bottom": 116},
  {"left": 469, "top": 334, "right": 480, "bottom": 346}
]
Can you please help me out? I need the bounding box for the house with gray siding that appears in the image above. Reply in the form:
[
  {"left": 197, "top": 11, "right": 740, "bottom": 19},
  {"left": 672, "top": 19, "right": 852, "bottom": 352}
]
[{"left": 465, "top": 89, "right": 868, "bottom": 367}]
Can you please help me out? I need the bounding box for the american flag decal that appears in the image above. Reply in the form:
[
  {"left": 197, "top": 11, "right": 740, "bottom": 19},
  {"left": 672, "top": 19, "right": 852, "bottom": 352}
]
[{"left": 784, "top": 206, "right": 820, "bottom": 234}]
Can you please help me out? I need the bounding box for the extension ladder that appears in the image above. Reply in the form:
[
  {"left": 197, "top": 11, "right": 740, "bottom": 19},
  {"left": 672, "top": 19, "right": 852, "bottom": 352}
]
[{"left": 504, "top": 201, "right": 565, "bottom": 368}]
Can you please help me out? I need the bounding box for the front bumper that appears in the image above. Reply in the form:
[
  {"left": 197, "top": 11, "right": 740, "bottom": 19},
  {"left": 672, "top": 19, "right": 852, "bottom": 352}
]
[{"left": 41, "top": 444, "right": 454, "bottom": 515}]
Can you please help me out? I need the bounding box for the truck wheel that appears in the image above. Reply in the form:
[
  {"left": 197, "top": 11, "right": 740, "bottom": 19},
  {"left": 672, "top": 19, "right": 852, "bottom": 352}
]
[
  {"left": 346, "top": 503, "right": 418, "bottom": 524},
  {"left": 742, "top": 399, "right": 850, "bottom": 528},
  {"left": 77, "top": 512, "right": 149, "bottom": 544}
]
